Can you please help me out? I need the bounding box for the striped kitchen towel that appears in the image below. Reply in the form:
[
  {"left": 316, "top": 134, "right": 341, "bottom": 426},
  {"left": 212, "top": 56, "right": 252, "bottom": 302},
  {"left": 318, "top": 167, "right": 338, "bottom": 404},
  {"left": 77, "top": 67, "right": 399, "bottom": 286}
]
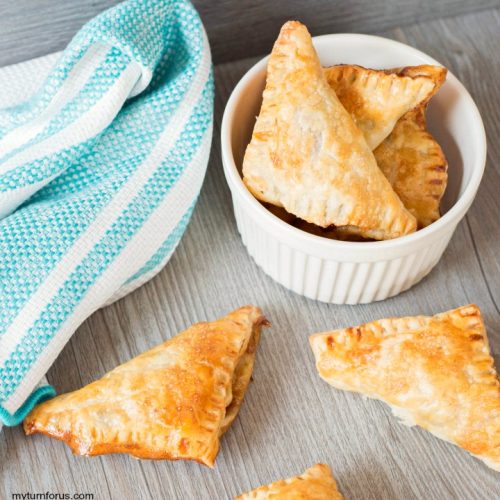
[{"left": 0, "top": 0, "right": 213, "bottom": 426}]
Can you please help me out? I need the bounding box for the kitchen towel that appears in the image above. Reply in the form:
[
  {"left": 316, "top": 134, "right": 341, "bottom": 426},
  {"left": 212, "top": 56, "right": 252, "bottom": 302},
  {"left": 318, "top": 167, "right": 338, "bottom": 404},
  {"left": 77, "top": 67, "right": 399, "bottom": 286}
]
[{"left": 0, "top": 0, "right": 213, "bottom": 426}]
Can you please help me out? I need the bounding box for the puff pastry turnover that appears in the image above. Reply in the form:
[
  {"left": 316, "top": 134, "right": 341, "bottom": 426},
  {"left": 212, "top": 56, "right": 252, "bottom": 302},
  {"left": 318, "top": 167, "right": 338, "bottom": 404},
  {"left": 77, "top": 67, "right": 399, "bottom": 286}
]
[
  {"left": 324, "top": 64, "right": 445, "bottom": 150},
  {"left": 374, "top": 106, "right": 448, "bottom": 227},
  {"left": 236, "top": 463, "right": 343, "bottom": 499},
  {"left": 309, "top": 305, "right": 500, "bottom": 472},
  {"left": 375, "top": 65, "right": 448, "bottom": 227},
  {"left": 242, "top": 21, "right": 417, "bottom": 240},
  {"left": 24, "top": 306, "right": 267, "bottom": 467}
]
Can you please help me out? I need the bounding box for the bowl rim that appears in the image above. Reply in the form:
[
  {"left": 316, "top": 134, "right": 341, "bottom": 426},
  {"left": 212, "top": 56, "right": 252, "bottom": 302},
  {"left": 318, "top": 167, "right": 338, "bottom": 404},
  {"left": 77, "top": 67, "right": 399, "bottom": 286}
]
[{"left": 221, "top": 32, "right": 487, "bottom": 252}]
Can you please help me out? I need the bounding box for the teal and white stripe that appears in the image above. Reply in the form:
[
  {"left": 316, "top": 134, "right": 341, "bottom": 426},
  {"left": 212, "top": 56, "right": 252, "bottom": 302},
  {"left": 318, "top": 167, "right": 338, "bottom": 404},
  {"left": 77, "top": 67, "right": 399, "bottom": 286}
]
[{"left": 0, "top": 0, "right": 213, "bottom": 426}]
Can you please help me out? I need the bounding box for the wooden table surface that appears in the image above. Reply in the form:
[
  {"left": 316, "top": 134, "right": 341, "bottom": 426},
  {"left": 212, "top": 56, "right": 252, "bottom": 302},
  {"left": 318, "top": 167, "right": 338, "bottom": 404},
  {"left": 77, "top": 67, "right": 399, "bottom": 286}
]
[{"left": 1, "top": 1, "right": 499, "bottom": 499}]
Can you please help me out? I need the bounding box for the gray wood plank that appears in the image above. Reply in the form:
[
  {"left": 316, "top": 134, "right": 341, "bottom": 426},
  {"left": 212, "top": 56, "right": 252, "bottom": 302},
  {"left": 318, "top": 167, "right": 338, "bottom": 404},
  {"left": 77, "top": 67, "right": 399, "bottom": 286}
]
[
  {"left": 1, "top": 0, "right": 500, "bottom": 67},
  {"left": 1, "top": 4, "right": 500, "bottom": 500},
  {"left": 195, "top": 0, "right": 500, "bottom": 64},
  {"left": 0, "top": 0, "right": 121, "bottom": 68}
]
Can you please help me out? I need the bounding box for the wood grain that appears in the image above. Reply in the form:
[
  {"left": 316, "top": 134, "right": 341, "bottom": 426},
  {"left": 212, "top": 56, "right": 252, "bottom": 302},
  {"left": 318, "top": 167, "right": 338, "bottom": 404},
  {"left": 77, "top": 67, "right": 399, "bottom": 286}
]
[
  {"left": 1, "top": 0, "right": 500, "bottom": 66},
  {"left": 194, "top": 0, "right": 500, "bottom": 64},
  {"left": 1, "top": 3, "right": 500, "bottom": 500}
]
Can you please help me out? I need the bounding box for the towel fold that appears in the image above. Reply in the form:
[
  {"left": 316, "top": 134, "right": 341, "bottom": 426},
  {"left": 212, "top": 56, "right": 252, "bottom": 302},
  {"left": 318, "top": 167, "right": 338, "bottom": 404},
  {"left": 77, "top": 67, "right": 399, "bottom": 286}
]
[{"left": 0, "top": 0, "right": 213, "bottom": 426}]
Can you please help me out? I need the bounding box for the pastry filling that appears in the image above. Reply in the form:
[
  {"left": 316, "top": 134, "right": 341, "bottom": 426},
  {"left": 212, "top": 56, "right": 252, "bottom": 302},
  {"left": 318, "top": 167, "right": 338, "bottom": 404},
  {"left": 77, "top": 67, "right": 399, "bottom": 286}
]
[{"left": 219, "top": 321, "right": 263, "bottom": 435}]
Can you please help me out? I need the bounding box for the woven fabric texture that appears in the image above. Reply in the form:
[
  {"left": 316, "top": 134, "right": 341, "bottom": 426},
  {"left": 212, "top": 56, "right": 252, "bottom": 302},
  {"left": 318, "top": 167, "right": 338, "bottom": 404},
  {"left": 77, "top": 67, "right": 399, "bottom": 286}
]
[{"left": 0, "top": 0, "right": 214, "bottom": 425}]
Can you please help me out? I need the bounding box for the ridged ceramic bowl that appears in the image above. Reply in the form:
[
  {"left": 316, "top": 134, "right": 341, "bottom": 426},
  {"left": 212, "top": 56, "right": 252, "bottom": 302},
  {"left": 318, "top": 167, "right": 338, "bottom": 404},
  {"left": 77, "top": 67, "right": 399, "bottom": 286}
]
[{"left": 221, "top": 33, "right": 486, "bottom": 304}]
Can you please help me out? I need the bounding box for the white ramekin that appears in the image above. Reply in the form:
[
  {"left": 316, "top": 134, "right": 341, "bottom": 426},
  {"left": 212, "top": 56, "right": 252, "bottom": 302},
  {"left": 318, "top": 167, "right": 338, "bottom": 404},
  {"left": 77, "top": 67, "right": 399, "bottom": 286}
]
[{"left": 221, "top": 33, "right": 487, "bottom": 304}]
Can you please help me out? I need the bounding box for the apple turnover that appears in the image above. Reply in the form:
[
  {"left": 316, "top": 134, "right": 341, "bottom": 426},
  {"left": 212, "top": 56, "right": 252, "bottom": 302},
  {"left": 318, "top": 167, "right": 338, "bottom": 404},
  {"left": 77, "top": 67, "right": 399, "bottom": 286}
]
[
  {"left": 325, "top": 64, "right": 448, "bottom": 228},
  {"left": 24, "top": 306, "right": 267, "bottom": 466},
  {"left": 309, "top": 305, "right": 500, "bottom": 472},
  {"left": 374, "top": 106, "right": 448, "bottom": 227},
  {"left": 324, "top": 64, "right": 442, "bottom": 150},
  {"left": 242, "top": 21, "right": 417, "bottom": 240},
  {"left": 236, "top": 463, "right": 343, "bottom": 499}
]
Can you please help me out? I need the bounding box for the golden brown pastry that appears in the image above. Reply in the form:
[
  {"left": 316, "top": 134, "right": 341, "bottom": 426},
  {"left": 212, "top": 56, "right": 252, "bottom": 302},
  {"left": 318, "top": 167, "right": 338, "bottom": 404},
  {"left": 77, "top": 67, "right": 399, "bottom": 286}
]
[
  {"left": 392, "top": 64, "right": 447, "bottom": 91},
  {"left": 24, "top": 306, "right": 267, "bottom": 467},
  {"left": 374, "top": 106, "right": 448, "bottom": 227},
  {"left": 375, "top": 64, "right": 448, "bottom": 227},
  {"left": 325, "top": 63, "right": 448, "bottom": 227},
  {"left": 309, "top": 305, "right": 500, "bottom": 472},
  {"left": 236, "top": 463, "right": 343, "bottom": 499},
  {"left": 324, "top": 64, "right": 442, "bottom": 149},
  {"left": 242, "top": 21, "right": 417, "bottom": 240}
]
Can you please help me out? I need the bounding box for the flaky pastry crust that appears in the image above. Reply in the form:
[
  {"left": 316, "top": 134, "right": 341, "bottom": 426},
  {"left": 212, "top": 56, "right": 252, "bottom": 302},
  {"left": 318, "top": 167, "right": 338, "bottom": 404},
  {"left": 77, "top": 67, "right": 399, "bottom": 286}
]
[
  {"left": 309, "top": 305, "right": 500, "bottom": 472},
  {"left": 242, "top": 21, "right": 416, "bottom": 240},
  {"left": 236, "top": 463, "right": 343, "bottom": 499},
  {"left": 24, "top": 306, "right": 267, "bottom": 467},
  {"left": 392, "top": 64, "right": 447, "bottom": 92},
  {"left": 324, "top": 64, "right": 441, "bottom": 150},
  {"left": 374, "top": 106, "right": 448, "bottom": 227}
]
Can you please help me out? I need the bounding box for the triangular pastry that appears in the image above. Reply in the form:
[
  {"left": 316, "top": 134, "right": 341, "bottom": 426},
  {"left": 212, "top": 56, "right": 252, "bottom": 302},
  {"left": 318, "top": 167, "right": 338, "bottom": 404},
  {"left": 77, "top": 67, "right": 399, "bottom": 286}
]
[
  {"left": 374, "top": 65, "right": 448, "bottom": 227},
  {"left": 24, "top": 306, "right": 267, "bottom": 466},
  {"left": 242, "top": 21, "right": 417, "bottom": 240},
  {"left": 324, "top": 64, "right": 444, "bottom": 149},
  {"left": 325, "top": 64, "right": 447, "bottom": 228},
  {"left": 374, "top": 106, "right": 448, "bottom": 227},
  {"left": 309, "top": 305, "right": 500, "bottom": 472},
  {"left": 236, "top": 463, "right": 343, "bottom": 499}
]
